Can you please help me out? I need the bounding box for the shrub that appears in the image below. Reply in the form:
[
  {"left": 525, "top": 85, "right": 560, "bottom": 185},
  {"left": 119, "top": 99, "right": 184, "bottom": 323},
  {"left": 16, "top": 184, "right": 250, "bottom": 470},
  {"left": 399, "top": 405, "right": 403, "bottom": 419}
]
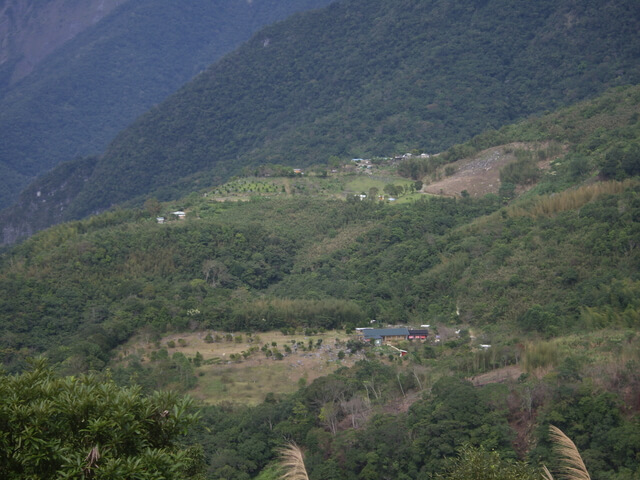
[{"left": 0, "top": 360, "right": 199, "bottom": 479}]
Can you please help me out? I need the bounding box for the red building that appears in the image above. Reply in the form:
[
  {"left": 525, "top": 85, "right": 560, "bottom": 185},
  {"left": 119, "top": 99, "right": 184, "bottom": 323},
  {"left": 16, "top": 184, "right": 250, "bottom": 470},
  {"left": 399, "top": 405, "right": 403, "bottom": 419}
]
[{"left": 408, "top": 329, "right": 429, "bottom": 341}]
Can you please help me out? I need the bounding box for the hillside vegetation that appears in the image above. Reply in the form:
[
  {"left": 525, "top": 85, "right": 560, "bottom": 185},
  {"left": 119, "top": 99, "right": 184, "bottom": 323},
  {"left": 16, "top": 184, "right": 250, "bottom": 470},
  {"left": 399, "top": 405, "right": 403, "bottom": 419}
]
[
  {"left": 1, "top": 86, "right": 639, "bottom": 479},
  {"left": 4, "top": 0, "right": 639, "bottom": 241},
  {"left": 0, "top": 84, "right": 638, "bottom": 367},
  {"left": 0, "top": 0, "right": 334, "bottom": 207}
]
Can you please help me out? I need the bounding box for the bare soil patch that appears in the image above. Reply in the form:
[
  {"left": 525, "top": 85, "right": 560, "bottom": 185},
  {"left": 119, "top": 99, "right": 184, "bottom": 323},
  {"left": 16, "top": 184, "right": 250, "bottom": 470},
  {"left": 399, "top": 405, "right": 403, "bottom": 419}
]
[
  {"left": 423, "top": 143, "right": 552, "bottom": 197},
  {"left": 424, "top": 146, "right": 515, "bottom": 197},
  {"left": 469, "top": 365, "right": 523, "bottom": 386}
]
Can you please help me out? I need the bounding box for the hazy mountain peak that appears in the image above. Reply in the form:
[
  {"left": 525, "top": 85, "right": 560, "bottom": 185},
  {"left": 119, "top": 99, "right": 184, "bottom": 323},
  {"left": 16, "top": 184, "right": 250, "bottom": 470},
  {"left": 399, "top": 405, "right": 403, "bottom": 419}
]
[{"left": 0, "top": 0, "right": 127, "bottom": 85}]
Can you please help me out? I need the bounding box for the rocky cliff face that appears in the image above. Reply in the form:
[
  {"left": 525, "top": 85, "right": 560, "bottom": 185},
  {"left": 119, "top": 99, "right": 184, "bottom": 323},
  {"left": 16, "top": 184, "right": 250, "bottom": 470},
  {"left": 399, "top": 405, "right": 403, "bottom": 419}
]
[{"left": 0, "top": 0, "right": 127, "bottom": 85}]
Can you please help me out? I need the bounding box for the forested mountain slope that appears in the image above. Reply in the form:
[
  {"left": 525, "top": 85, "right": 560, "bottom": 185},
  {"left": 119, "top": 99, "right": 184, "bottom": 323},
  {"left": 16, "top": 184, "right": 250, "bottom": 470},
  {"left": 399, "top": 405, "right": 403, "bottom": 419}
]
[
  {"left": 1, "top": 85, "right": 639, "bottom": 480},
  {"left": 0, "top": 0, "right": 334, "bottom": 207},
  {"left": 6, "top": 0, "right": 639, "bottom": 243},
  {"left": 0, "top": 84, "right": 638, "bottom": 370}
]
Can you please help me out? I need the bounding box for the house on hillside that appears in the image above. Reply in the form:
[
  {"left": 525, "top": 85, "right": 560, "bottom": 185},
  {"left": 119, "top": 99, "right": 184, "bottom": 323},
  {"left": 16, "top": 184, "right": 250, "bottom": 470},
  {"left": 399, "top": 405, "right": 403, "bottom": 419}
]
[
  {"left": 408, "top": 329, "right": 429, "bottom": 341},
  {"left": 360, "top": 327, "right": 409, "bottom": 345}
]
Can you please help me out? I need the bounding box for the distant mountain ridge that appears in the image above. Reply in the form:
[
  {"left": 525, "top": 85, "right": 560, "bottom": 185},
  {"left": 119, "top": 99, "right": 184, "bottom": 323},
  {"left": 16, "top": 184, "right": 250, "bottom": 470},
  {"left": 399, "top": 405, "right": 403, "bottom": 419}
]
[
  {"left": 2, "top": 0, "right": 639, "bottom": 244},
  {"left": 0, "top": 0, "right": 335, "bottom": 207},
  {"left": 0, "top": 0, "right": 126, "bottom": 86}
]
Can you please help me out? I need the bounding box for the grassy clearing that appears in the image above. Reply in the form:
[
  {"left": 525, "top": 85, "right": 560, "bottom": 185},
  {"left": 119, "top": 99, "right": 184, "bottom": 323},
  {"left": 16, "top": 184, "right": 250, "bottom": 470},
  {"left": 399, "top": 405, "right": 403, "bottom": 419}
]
[
  {"left": 345, "top": 176, "right": 389, "bottom": 193},
  {"left": 117, "top": 330, "right": 361, "bottom": 405},
  {"left": 115, "top": 325, "right": 640, "bottom": 405},
  {"left": 516, "top": 329, "right": 640, "bottom": 383},
  {"left": 191, "top": 359, "right": 346, "bottom": 405},
  {"left": 508, "top": 179, "right": 639, "bottom": 218},
  {"left": 395, "top": 192, "right": 425, "bottom": 204},
  {"left": 345, "top": 175, "right": 413, "bottom": 194}
]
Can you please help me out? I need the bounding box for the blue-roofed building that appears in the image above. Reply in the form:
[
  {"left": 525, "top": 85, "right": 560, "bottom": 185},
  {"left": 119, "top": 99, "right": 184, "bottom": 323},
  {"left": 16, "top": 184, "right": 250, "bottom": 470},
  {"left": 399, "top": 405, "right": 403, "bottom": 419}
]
[{"left": 360, "top": 327, "right": 409, "bottom": 345}]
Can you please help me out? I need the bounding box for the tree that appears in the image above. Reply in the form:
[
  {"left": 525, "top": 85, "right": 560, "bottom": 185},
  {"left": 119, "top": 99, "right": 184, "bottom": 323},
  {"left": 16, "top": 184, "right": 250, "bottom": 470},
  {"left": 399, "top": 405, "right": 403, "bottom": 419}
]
[
  {"left": 0, "top": 359, "right": 201, "bottom": 479},
  {"left": 328, "top": 156, "right": 342, "bottom": 169},
  {"left": 436, "top": 444, "right": 541, "bottom": 480},
  {"left": 621, "top": 143, "right": 640, "bottom": 176},
  {"left": 340, "top": 393, "right": 370, "bottom": 428},
  {"left": 383, "top": 184, "right": 399, "bottom": 197},
  {"left": 498, "top": 182, "right": 516, "bottom": 202},
  {"left": 144, "top": 197, "right": 162, "bottom": 217},
  {"left": 409, "top": 377, "right": 514, "bottom": 475},
  {"left": 202, "top": 259, "right": 231, "bottom": 287},
  {"left": 319, "top": 402, "right": 340, "bottom": 435},
  {"left": 518, "top": 304, "right": 557, "bottom": 334}
]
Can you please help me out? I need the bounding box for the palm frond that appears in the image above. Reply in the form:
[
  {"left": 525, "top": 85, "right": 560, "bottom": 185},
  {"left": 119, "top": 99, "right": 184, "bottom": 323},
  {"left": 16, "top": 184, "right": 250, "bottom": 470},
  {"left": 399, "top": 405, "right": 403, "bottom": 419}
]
[
  {"left": 548, "top": 424, "right": 591, "bottom": 480},
  {"left": 278, "top": 442, "right": 309, "bottom": 480}
]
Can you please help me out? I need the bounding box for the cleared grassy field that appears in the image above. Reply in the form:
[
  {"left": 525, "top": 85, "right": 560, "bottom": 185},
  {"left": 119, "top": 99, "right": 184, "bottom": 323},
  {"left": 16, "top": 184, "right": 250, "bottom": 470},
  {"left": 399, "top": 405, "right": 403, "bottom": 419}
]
[
  {"left": 344, "top": 176, "right": 390, "bottom": 193},
  {"left": 344, "top": 175, "right": 414, "bottom": 193},
  {"left": 117, "top": 330, "right": 362, "bottom": 405},
  {"left": 344, "top": 175, "right": 417, "bottom": 202},
  {"left": 395, "top": 192, "right": 425, "bottom": 204}
]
